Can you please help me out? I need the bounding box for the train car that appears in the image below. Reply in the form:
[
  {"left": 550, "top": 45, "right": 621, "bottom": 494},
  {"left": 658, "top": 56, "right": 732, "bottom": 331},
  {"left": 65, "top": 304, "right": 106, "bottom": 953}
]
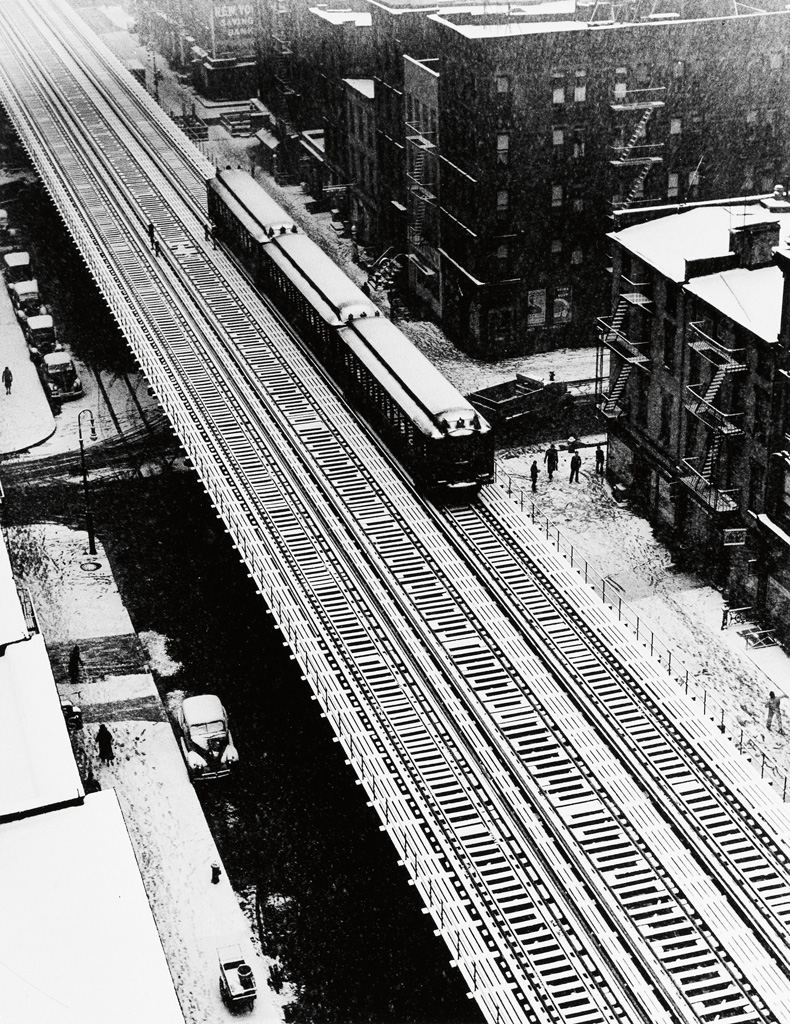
[{"left": 207, "top": 169, "right": 494, "bottom": 496}]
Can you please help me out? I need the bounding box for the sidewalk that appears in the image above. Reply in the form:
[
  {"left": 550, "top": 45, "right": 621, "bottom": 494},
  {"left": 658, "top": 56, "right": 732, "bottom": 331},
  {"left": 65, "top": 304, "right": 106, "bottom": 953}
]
[
  {"left": 0, "top": 274, "right": 54, "bottom": 453},
  {"left": 12, "top": 520, "right": 287, "bottom": 1024}
]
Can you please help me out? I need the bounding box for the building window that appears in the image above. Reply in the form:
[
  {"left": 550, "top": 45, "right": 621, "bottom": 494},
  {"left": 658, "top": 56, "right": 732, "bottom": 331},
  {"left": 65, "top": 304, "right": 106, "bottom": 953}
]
[
  {"left": 670, "top": 118, "right": 681, "bottom": 135},
  {"left": 667, "top": 172, "right": 679, "bottom": 198},
  {"left": 659, "top": 394, "right": 673, "bottom": 444},
  {"left": 673, "top": 61, "right": 684, "bottom": 78},
  {"left": 747, "top": 109, "right": 757, "bottom": 125},
  {"left": 744, "top": 165, "right": 755, "bottom": 190},
  {"left": 574, "top": 69, "right": 586, "bottom": 102},
  {"left": 497, "top": 243, "right": 509, "bottom": 261},
  {"left": 553, "top": 85, "right": 565, "bottom": 104},
  {"left": 551, "top": 238, "right": 562, "bottom": 254},
  {"left": 573, "top": 198, "right": 584, "bottom": 212},
  {"left": 497, "top": 190, "right": 509, "bottom": 211},
  {"left": 572, "top": 129, "right": 585, "bottom": 158},
  {"left": 553, "top": 128, "right": 564, "bottom": 146},
  {"left": 614, "top": 81, "right": 627, "bottom": 100},
  {"left": 665, "top": 283, "right": 678, "bottom": 318},
  {"left": 496, "top": 75, "right": 510, "bottom": 94},
  {"left": 552, "top": 185, "right": 563, "bottom": 207},
  {"left": 496, "top": 133, "right": 509, "bottom": 165},
  {"left": 663, "top": 320, "right": 676, "bottom": 369},
  {"left": 571, "top": 249, "right": 583, "bottom": 265},
  {"left": 770, "top": 52, "right": 783, "bottom": 70}
]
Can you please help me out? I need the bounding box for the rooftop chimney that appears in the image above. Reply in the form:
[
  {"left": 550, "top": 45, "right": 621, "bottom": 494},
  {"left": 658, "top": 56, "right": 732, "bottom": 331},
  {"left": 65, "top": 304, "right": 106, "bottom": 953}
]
[{"left": 729, "top": 219, "right": 781, "bottom": 270}]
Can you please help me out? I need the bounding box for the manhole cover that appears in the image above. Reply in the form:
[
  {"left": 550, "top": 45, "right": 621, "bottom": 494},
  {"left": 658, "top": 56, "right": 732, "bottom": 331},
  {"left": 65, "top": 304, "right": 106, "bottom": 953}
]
[{"left": 80, "top": 560, "right": 102, "bottom": 572}]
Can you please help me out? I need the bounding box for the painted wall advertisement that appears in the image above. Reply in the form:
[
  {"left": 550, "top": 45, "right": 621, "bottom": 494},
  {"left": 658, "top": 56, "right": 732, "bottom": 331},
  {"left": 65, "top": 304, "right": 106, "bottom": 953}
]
[
  {"left": 212, "top": 3, "right": 255, "bottom": 55},
  {"left": 527, "top": 289, "right": 546, "bottom": 326},
  {"left": 553, "top": 286, "right": 572, "bottom": 324}
]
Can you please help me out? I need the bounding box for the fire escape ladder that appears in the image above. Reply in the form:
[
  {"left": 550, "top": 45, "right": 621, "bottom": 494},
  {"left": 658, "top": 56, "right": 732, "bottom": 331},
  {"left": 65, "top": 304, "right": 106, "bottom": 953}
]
[
  {"left": 610, "top": 296, "right": 628, "bottom": 335},
  {"left": 703, "top": 366, "right": 727, "bottom": 407},
  {"left": 623, "top": 162, "right": 652, "bottom": 206},
  {"left": 701, "top": 432, "right": 721, "bottom": 482},
  {"left": 600, "top": 363, "right": 632, "bottom": 416},
  {"left": 409, "top": 144, "right": 426, "bottom": 245},
  {"left": 620, "top": 106, "right": 654, "bottom": 161}
]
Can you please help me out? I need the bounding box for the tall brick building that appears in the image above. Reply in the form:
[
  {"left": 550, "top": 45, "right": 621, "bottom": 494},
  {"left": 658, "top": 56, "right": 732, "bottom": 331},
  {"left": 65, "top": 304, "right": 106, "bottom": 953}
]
[
  {"left": 601, "top": 191, "right": 790, "bottom": 645},
  {"left": 419, "top": 2, "right": 790, "bottom": 356},
  {"left": 135, "top": 0, "right": 257, "bottom": 99}
]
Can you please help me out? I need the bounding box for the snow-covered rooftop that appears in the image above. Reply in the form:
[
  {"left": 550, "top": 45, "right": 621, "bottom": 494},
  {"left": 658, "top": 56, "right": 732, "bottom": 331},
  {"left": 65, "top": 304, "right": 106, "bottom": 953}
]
[
  {"left": 612, "top": 202, "right": 790, "bottom": 343},
  {"left": 0, "top": 790, "right": 184, "bottom": 1023},
  {"left": 344, "top": 77, "right": 375, "bottom": 99},
  {"left": 0, "top": 632, "right": 84, "bottom": 821},
  {"left": 309, "top": 6, "right": 371, "bottom": 25}
]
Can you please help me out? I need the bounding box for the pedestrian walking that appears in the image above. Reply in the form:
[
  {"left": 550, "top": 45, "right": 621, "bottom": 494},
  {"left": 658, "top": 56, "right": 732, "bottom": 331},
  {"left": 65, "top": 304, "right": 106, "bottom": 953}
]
[
  {"left": 766, "top": 691, "right": 786, "bottom": 734},
  {"left": 154, "top": 238, "right": 161, "bottom": 258},
  {"left": 530, "top": 460, "right": 539, "bottom": 492},
  {"left": 211, "top": 862, "right": 222, "bottom": 884},
  {"left": 211, "top": 224, "right": 217, "bottom": 250},
  {"left": 68, "top": 644, "right": 83, "bottom": 684},
  {"left": 569, "top": 452, "right": 582, "bottom": 483},
  {"left": 544, "top": 443, "right": 559, "bottom": 481},
  {"left": 595, "top": 445, "right": 605, "bottom": 476},
  {"left": 96, "top": 724, "right": 114, "bottom": 763},
  {"left": 204, "top": 221, "right": 211, "bottom": 242},
  {"left": 147, "top": 221, "right": 155, "bottom": 247},
  {"left": 1, "top": 366, "right": 12, "bottom": 395}
]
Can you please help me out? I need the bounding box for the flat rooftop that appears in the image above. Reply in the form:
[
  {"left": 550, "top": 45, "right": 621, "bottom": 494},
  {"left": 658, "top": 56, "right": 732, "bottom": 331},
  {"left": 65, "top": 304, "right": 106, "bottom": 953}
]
[
  {"left": 429, "top": 1, "right": 790, "bottom": 35},
  {"left": 0, "top": 790, "right": 184, "bottom": 1022},
  {"left": 344, "top": 77, "right": 375, "bottom": 98},
  {"left": 613, "top": 201, "right": 790, "bottom": 343},
  {"left": 309, "top": 6, "right": 372, "bottom": 25}
]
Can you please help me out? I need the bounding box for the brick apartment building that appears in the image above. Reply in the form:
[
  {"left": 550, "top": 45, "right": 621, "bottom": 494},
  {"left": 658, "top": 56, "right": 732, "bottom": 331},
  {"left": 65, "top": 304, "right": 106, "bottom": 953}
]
[
  {"left": 135, "top": 0, "right": 257, "bottom": 100},
  {"left": 254, "top": 0, "right": 790, "bottom": 357},
  {"left": 601, "top": 191, "right": 790, "bottom": 645},
  {"left": 420, "top": 2, "right": 790, "bottom": 357}
]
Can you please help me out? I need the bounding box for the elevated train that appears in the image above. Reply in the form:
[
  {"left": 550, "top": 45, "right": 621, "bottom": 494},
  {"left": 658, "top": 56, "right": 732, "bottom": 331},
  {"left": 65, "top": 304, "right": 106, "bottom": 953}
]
[{"left": 207, "top": 169, "right": 494, "bottom": 497}]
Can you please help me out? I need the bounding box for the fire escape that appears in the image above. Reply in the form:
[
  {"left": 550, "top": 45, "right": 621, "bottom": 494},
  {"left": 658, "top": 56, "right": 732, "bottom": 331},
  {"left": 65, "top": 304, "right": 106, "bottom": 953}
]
[
  {"left": 596, "top": 276, "right": 652, "bottom": 419},
  {"left": 610, "top": 86, "right": 665, "bottom": 208},
  {"left": 405, "top": 119, "right": 438, "bottom": 275},
  {"left": 679, "top": 320, "right": 747, "bottom": 515},
  {"left": 273, "top": 0, "right": 297, "bottom": 132}
]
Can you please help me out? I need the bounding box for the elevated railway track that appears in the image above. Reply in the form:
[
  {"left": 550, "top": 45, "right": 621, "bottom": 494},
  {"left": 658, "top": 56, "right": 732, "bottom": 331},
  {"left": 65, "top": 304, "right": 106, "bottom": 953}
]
[{"left": 1, "top": 4, "right": 790, "bottom": 1023}]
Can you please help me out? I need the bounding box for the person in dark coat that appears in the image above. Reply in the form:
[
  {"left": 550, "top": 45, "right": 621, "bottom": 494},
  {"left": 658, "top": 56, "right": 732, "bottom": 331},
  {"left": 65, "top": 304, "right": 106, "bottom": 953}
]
[
  {"left": 595, "top": 445, "right": 605, "bottom": 475},
  {"left": 2, "top": 366, "right": 12, "bottom": 395},
  {"left": 569, "top": 452, "right": 582, "bottom": 483},
  {"left": 530, "top": 460, "right": 539, "bottom": 492},
  {"left": 96, "top": 724, "right": 114, "bottom": 763},
  {"left": 543, "top": 443, "right": 558, "bottom": 481},
  {"left": 147, "top": 221, "right": 155, "bottom": 247},
  {"left": 68, "top": 644, "right": 83, "bottom": 684}
]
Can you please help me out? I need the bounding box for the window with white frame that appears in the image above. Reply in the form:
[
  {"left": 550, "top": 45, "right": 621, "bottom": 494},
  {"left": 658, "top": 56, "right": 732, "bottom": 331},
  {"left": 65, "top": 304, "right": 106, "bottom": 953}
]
[
  {"left": 552, "top": 128, "right": 564, "bottom": 147},
  {"left": 574, "top": 69, "right": 586, "bottom": 103},
  {"left": 496, "top": 75, "right": 510, "bottom": 94},
  {"left": 496, "top": 133, "right": 509, "bottom": 165},
  {"left": 571, "top": 249, "right": 583, "bottom": 265},
  {"left": 552, "top": 185, "right": 563, "bottom": 207},
  {"left": 667, "top": 172, "right": 679, "bottom": 197},
  {"left": 497, "top": 189, "right": 509, "bottom": 211},
  {"left": 670, "top": 118, "right": 681, "bottom": 135}
]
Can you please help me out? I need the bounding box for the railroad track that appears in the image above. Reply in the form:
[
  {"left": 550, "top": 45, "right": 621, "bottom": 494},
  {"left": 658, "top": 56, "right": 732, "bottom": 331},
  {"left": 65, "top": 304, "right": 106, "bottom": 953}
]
[{"left": 2, "top": 6, "right": 790, "bottom": 1024}]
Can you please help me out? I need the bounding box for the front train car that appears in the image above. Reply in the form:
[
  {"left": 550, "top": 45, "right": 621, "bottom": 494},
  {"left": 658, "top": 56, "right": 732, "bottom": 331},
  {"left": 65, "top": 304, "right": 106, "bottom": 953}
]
[{"left": 342, "top": 316, "right": 494, "bottom": 497}]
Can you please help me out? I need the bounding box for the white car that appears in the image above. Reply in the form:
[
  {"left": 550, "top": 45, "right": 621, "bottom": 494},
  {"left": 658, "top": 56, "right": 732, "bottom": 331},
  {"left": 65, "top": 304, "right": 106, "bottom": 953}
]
[{"left": 176, "top": 694, "right": 238, "bottom": 781}]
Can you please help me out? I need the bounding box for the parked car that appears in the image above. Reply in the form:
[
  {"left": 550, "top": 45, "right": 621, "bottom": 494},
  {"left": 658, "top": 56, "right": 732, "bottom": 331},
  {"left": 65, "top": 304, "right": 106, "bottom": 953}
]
[
  {"left": 24, "top": 314, "right": 59, "bottom": 357},
  {"left": 8, "top": 278, "right": 41, "bottom": 319},
  {"left": 176, "top": 694, "right": 238, "bottom": 781},
  {"left": 3, "top": 250, "right": 31, "bottom": 283},
  {"left": 41, "top": 351, "right": 83, "bottom": 401}
]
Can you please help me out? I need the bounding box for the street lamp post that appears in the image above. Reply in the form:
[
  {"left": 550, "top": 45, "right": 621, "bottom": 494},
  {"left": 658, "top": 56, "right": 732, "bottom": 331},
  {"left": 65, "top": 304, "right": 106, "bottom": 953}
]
[{"left": 78, "top": 409, "right": 98, "bottom": 556}]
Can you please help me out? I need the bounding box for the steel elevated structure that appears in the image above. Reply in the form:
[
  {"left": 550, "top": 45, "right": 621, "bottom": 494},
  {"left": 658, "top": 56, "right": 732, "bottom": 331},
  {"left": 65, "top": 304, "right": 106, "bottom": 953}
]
[{"left": 2, "top": 4, "right": 790, "bottom": 1024}]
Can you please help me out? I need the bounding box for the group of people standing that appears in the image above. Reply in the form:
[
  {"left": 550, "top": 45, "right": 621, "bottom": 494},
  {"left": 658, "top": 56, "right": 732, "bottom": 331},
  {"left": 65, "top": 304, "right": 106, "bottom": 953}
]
[{"left": 529, "top": 443, "right": 605, "bottom": 492}]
